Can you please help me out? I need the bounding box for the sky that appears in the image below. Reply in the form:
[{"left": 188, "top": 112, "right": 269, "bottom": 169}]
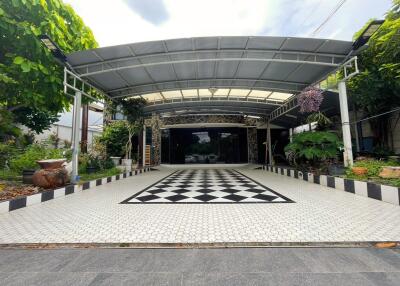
[{"left": 63, "top": 0, "right": 393, "bottom": 47}]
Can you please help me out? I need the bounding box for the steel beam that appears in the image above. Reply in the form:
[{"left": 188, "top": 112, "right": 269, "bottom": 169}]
[
  {"left": 74, "top": 48, "right": 345, "bottom": 71},
  {"left": 109, "top": 78, "right": 306, "bottom": 98},
  {"left": 144, "top": 97, "right": 283, "bottom": 107},
  {"left": 79, "top": 57, "right": 340, "bottom": 78},
  {"left": 269, "top": 56, "right": 359, "bottom": 123}
]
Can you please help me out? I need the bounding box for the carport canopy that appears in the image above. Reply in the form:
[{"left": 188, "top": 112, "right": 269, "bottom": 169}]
[{"left": 66, "top": 36, "right": 353, "bottom": 125}]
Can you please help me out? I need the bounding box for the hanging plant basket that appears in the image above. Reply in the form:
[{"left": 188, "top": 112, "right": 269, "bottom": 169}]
[{"left": 298, "top": 87, "right": 323, "bottom": 113}]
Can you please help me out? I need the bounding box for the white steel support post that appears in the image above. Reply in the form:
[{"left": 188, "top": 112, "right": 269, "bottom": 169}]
[
  {"left": 71, "top": 91, "right": 82, "bottom": 183},
  {"left": 338, "top": 81, "right": 354, "bottom": 167},
  {"left": 289, "top": 128, "right": 293, "bottom": 143},
  {"left": 267, "top": 121, "right": 272, "bottom": 165},
  {"left": 142, "top": 127, "right": 146, "bottom": 167}
]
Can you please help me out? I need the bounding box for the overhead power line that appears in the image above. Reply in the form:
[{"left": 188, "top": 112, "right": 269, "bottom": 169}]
[{"left": 310, "top": 0, "right": 348, "bottom": 37}]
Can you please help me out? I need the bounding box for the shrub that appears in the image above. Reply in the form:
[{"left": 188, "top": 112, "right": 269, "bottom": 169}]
[
  {"left": 78, "top": 153, "right": 114, "bottom": 174},
  {"left": 98, "top": 121, "right": 129, "bottom": 157},
  {"left": 9, "top": 144, "right": 65, "bottom": 173},
  {"left": 284, "top": 131, "right": 343, "bottom": 168},
  {"left": 0, "top": 141, "right": 19, "bottom": 169}
]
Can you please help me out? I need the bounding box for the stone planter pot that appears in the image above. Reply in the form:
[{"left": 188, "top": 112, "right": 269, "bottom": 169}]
[
  {"left": 352, "top": 166, "right": 368, "bottom": 176},
  {"left": 86, "top": 166, "right": 98, "bottom": 174},
  {"left": 122, "top": 159, "right": 132, "bottom": 172},
  {"left": 328, "top": 164, "right": 345, "bottom": 176},
  {"left": 32, "top": 159, "right": 69, "bottom": 189},
  {"left": 110, "top": 156, "right": 121, "bottom": 166},
  {"left": 22, "top": 169, "right": 36, "bottom": 184}
]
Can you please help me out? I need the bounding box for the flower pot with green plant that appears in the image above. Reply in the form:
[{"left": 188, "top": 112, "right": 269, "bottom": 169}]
[
  {"left": 111, "top": 97, "right": 146, "bottom": 172},
  {"left": 284, "top": 131, "right": 343, "bottom": 175}
]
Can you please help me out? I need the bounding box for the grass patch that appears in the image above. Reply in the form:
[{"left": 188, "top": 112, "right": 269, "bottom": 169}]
[
  {"left": 345, "top": 159, "right": 400, "bottom": 188},
  {"left": 79, "top": 167, "right": 122, "bottom": 183},
  {"left": 0, "top": 169, "right": 21, "bottom": 182}
]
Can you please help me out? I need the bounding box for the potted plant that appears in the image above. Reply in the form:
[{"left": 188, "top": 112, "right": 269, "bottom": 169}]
[
  {"left": 131, "top": 153, "right": 139, "bottom": 170},
  {"left": 122, "top": 123, "right": 134, "bottom": 172},
  {"left": 86, "top": 155, "right": 100, "bottom": 174},
  {"left": 110, "top": 156, "right": 121, "bottom": 166},
  {"left": 284, "top": 131, "right": 343, "bottom": 175},
  {"left": 351, "top": 166, "right": 368, "bottom": 176},
  {"left": 115, "top": 97, "right": 146, "bottom": 171}
]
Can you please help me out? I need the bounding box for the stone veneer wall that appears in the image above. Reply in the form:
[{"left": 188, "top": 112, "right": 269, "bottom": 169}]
[
  {"left": 145, "top": 114, "right": 263, "bottom": 165},
  {"left": 247, "top": 128, "right": 258, "bottom": 163},
  {"left": 144, "top": 114, "right": 162, "bottom": 165},
  {"left": 103, "top": 99, "right": 114, "bottom": 126},
  {"left": 162, "top": 115, "right": 258, "bottom": 126}
]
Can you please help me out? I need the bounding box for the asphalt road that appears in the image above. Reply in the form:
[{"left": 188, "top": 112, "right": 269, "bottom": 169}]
[{"left": 0, "top": 247, "right": 399, "bottom": 285}]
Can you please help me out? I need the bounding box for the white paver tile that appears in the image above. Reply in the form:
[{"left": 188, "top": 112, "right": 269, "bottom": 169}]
[
  {"left": 0, "top": 166, "right": 399, "bottom": 244},
  {"left": 26, "top": 193, "right": 42, "bottom": 206},
  {"left": 381, "top": 185, "right": 399, "bottom": 205}
]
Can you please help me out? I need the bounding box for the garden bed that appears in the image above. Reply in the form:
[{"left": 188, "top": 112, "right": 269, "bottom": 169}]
[
  {"left": 0, "top": 167, "right": 124, "bottom": 203},
  {"left": 262, "top": 164, "right": 400, "bottom": 206},
  {"left": 0, "top": 182, "right": 42, "bottom": 201},
  {"left": 0, "top": 166, "right": 154, "bottom": 213},
  {"left": 344, "top": 159, "right": 400, "bottom": 188}
]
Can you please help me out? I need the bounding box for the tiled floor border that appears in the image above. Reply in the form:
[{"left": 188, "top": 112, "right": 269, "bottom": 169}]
[
  {"left": 0, "top": 167, "right": 154, "bottom": 214},
  {"left": 262, "top": 165, "right": 400, "bottom": 206}
]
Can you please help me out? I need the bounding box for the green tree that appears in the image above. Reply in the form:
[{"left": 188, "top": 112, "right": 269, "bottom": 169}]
[
  {"left": 347, "top": 0, "right": 400, "bottom": 147},
  {"left": 0, "top": 0, "right": 98, "bottom": 137},
  {"left": 98, "top": 121, "right": 129, "bottom": 158}
]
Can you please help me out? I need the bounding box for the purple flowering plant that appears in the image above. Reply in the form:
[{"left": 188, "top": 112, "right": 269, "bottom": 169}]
[{"left": 298, "top": 87, "right": 323, "bottom": 113}]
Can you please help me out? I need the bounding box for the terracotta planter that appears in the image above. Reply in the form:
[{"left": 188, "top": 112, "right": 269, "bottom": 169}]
[
  {"left": 352, "top": 167, "right": 368, "bottom": 176},
  {"left": 36, "top": 159, "right": 66, "bottom": 169},
  {"left": 32, "top": 159, "right": 69, "bottom": 189}
]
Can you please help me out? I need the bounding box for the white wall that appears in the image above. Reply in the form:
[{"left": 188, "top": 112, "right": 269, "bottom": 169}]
[{"left": 32, "top": 124, "right": 102, "bottom": 147}]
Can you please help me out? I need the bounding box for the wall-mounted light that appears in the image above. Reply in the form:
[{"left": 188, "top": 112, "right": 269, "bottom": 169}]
[
  {"left": 352, "top": 20, "right": 384, "bottom": 51},
  {"left": 38, "top": 34, "right": 67, "bottom": 63}
]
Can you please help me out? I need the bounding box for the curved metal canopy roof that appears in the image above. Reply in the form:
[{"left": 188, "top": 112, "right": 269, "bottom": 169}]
[{"left": 66, "top": 36, "right": 353, "bottom": 120}]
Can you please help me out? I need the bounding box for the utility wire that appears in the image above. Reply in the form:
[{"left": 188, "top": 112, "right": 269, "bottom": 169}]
[
  {"left": 350, "top": 106, "right": 400, "bottom": 125},
  {"left": 295, "top": 0, "right": 323, "bottom": 35},
  {"left": 310, "top": 0, "right": 348, "bottom": 37}
]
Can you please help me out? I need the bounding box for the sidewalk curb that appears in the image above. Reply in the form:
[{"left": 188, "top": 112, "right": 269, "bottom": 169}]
[{"left": 0, "top": 167, "right": 155, "bottom": 214}]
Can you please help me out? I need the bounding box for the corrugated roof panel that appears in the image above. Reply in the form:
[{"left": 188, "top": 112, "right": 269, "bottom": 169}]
[
  {"left": 118, "top": 67, "right": 154, "bottom": 85},
  {"left": 130, "top": 41, "right": 165, "bottom": 55},
  {"left": 246, "top": 37, "right": 285, "bottom": 50},
  {"left": 236, "top": 62, "right": 268, "bottom": 79},
  {"left": 197, "top": 62, "right": 215, "bottom": 78},
  {"left": 220, "top": 36, "right": 249, "bottom": 49},
  {"left": 96, "top": 45, "right": 131, "bottom": 60},
  {"left": 259, "top": 62, "right": 300, "bottom": 81},
  {"left": 165, "top": 38, "right": 192, "bottom": 51},
  {"left": 282, "top": 38, "right": 324, "bottom": 52},
  {"left": 66, "top": 36, "right": 353, "bottom": 117},
  {"left": 194, "top": 37, "right": 219, "bottom": 50}
]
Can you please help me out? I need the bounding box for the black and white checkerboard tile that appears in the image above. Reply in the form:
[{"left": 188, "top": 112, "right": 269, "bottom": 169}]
[{"left": 121, "top": 169, "right": 293, "bottom": 204}]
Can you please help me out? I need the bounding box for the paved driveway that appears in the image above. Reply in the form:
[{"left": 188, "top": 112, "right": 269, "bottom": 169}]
[
  {"left": 0, "top": 166, "right": 399, "bottom": 244},
  {"left": 0, "top": 248, "right": 399, "bottom": 285}
]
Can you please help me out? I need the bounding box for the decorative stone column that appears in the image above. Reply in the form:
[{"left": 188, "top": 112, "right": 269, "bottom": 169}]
[
  {"left": 103, "top": 99, "right": 113, "bottom": 126},
  {"left": 247, "top": 127, "right": 258, "bottom": 164},
  {"left": 144, "top": 113, "right": 162, "bottom": 165}
]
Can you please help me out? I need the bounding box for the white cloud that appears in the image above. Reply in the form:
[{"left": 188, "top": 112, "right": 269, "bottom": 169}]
[{"left": 64, "top": 0, "right": 393, "bottom": 47}]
